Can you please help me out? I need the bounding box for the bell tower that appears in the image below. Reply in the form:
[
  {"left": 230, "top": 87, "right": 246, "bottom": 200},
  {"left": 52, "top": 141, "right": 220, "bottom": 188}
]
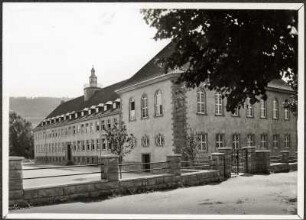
[{"left": 84, "top": 66, "right": 101, "bottom": 101}]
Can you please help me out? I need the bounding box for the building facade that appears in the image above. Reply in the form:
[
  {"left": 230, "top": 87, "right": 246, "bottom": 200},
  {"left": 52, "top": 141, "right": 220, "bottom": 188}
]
[{"left": 34, "top": 44, "right": 297, "bottom": 165}]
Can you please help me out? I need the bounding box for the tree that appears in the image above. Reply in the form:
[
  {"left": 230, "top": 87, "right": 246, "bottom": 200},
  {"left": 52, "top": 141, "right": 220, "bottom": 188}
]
[
  {"left": 9, "top": 111, "right": 34, "bottom": 159},
  {"left": 142, "top": 9, "right": 298, "bottom": 113},
  {"left": 181, "top": 128, "right": 199, "bottom": 167},
  {"left": 105, "top": 121, "right": 136, "bottom": 178}
]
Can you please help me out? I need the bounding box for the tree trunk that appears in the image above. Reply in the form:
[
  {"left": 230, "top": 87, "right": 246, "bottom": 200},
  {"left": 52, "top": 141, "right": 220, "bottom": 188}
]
[{"left": 119, "top": 156, "right": 123, "bottom": 179}]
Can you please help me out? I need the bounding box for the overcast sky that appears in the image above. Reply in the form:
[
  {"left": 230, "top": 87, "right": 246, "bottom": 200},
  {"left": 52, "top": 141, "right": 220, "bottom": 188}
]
[{"left": 3, "top": 3, "right": 170, "bottom": 98}]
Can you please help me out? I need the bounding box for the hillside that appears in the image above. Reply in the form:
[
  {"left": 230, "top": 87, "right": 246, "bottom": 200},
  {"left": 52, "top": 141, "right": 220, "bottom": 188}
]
[{"left": 9, "top": 97, "right": 71, "bottom": 128}]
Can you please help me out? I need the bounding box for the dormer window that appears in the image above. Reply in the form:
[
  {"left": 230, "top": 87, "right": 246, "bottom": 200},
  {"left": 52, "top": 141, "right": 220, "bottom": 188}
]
[
  {"left": 96, "top": 108, "right": 99, "bottom": 113},
  {"left": 89, "top": 109, "right": 91, "bottom": 115},
  {"left": 81, "top": 111, "right": 84, "bottom": 117},
  {"left": 104, "top": 105, "right": 107, "bottom": 111},
  {"left": 113, "top": 103, "right": 116, "bottom": 109},
  {"left": 69, "top": 114, "right": 72, "bottom": 120},
  {"left": 75, "top": 113, "right": 78, "bottom": 118}
]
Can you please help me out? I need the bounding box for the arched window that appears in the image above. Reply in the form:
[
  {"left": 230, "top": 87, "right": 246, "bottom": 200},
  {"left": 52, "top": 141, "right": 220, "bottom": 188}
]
[
  {"left": 284, "top": 107, "right": 290, "bottom": 120},
  {"left": 129, "top": 97, "right": 136, "bottom": 121},
  {"left": 273, "top": 98, "right": 279, "bottom": 119},
  {"left": 197, "top": 89, "right": 206, "bottom": 114},
  {"left": 215, "top": 92, "right": 223, "bottom": 116},
  {"left": 246, "top": 98, "right": 254, "bottom": 118},
  {"left": 155, "top": 134, "right": 165, "bottom": 147},
  {"left": 141, "top": 94, "right": 149, "bottom": 119},
  {"left": 154, "top": 90, "right": 163, "bottom": 116}
]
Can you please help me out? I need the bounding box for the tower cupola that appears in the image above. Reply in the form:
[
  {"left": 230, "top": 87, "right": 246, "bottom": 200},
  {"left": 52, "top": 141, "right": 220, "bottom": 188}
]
[{"left": 84, "top": 66, "right": 102, "bottom": 101}]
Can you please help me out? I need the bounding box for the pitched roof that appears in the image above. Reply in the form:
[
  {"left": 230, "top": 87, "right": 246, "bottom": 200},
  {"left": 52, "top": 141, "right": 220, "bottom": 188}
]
[
  {"left": 45, "top": 80, "right": 127, "bottom": 120},
  {"left": 267, "top": 79, "right": 294, "bottom": 92},
  {"left": 119, "top": 42, "right": 175, "bottom": 90}
]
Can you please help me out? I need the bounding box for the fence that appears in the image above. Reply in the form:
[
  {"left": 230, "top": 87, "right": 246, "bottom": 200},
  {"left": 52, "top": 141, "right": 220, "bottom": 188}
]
[{"left": 9, "top": 154, "right": 223, "bottom": 208}]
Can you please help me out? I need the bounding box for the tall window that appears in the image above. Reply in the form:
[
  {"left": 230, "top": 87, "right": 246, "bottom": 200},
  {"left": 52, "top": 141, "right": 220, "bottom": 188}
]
[
  {"left": 141, "top": 94, "right": 149, "bottom": 119},
  {"left": 284, "top": 108, "right": 290, "bottom": 120},
  {"left": 102, "top": 138, "right": 106, "bottom": 150},
  {"left": 107, "top": 119, "right": 111, "bottom": 129},
  {"left": 86, "top": 140, "right": 90, "bottom": 151},
  {"left": 216, "top": 133, "right": 224, "bottom": 148},
  {"left": 273, "top": 134, "right": 280, "bottom": 149},
  {"left": 101, "top": 120, "right": 105, "bottom": 130},
  {"left": 154, "top": 90, "right": 163, "bottom": 116},
  {"left": 96, "top": 121, "right": 100, "bottom": 131},
  {"left": 155, "top": 134, "right": 165, "bottom": 147},
  {"left": 96, "top": 139, "right": 100, "bottom": 150},
  {"left": 260, "top": 134, "right": 268, "bottom": 149},
  {"left": 197, "top": 89, "right": 206, "bottom": 114},
  {"left": 232, "top": 108, "right": 239, "bottom": 117},
  {"left": 247, "top": 134, "right": 255, "bottom": 146},
  {"left": 273, "top": 98, "right": 279, "bottom": 119},
  {"left": 198, "top": 133, "right": 208, "bottom": 152},
  {"left": 232, "top": 134, "right": 240, "bottom": 149},
  {"left": 284, "top": 134, "right": 290, "bottom": 148},
  {"left": 129, "top": 98, "right": 136, "bottom": 121},
  {"left": 246, "top": 98, "right": 254, "bottom": 118},
  {"left": 215, "top": 93, "right": 223, "bottom": 116},
  {"left": 260, "top": 99, "right": 267, "bottom": 118}
]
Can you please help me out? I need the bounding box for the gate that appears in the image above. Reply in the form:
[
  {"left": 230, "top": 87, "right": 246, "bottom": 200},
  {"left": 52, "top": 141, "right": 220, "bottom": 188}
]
[{"left": 231, "top": 148, "right": 247, "bottom": 174}]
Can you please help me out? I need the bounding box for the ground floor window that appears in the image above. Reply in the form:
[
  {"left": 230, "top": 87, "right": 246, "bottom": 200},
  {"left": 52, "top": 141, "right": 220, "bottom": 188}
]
[
  {"left": 260, "top": 134, "right": 268, "bottom": 149},
  {"left": 247, "top": 134, "right": 255, "bottom": 146},
  {"left": 198, "top": 133, "right": 208, "bottom": 152},
  {"left": 216, "top": 133, "right": 224, "bottom": 148},
  {"left": 232, "top": 134, "right": 240, "bottom": 149},
  {"left": 284, "top": 134, "right": 290, "bottom": 148},
  {"left": 273, "top": 134, "right": 280, "bottom": 149}
]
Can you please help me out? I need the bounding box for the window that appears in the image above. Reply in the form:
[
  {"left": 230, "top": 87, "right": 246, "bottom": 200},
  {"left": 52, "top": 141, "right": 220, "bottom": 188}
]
[
  {"left": 232, "top": 134, "right": 240, "bottom": 149},
  {"left": 86, "top": 140, "right": 90, "bottom": 151},
  {"left": 91, "top": 139, "right": 95, "bottom": 151},
  {"left": 260, "top": 99, "right": 267, "bottom": 118},
  {"left": 129, "top": 98, "right": 136, "bottom": 121},
  {"left": 101, "top": 120, "right": 105, "bottom": 130},
  {"left": 197, "top": 89, "right": 206, "bottom": 114},
  {"left": 96, "top": 139, "right": 100, "bottom": 150},
  {"left": 215, "top": 93, "right": 223, "bottom": 115},
  {"left": 155, "top": 134, "right": 165, "bottom": 147},
  {"left": 260, "top": 134, "right": 268, "bottom": 149},
  {"left": 273, "top": 98, "right": 279, "bottom": 119},
  {"left": 90, "top": 123, "right": 94, "bottom": 132},
  {"left": 73, "top": 126, "right": 76, "bottom": 135},
  {"left": 141, "top": 94, "right": 149, "bottom": 119},
  {"left": 81, "top": 141, "right": 85, "bottom": 151},
  {"left": 232, "top": 108, "right": 239, "bottom": 117},
  {"left": 77, "top": 141, "right": 81, "bottom": 151},
  {"left": 113, "top": 118, "right": 118, "bottom": 126},
  {"left": 284, "top": 108, "right": 290, "bottom": 120},
  {"left": 107, "top": 119, "right": 111, "bottom": 129},
  {"left": 85, "top": 123, "right": 89, "bottom": 133},
  {"left": 273, "top": 134, "right": 280, "bottom": 149},
  {"left": 246, "top": 98, "right": 254, "bottom": 118},
  {"left": 155, "top": 90, "right": 163, "bottom": 116},
  {"left": 198, "top": 133, "right": 208, "bottom": 152},
  {"left": 96, "top": 121, "right": 100, "bottom": 131},
  {"left": 284, "top": 134, "right": 290, "bottom": 148},
  {"left": 141, "top": 135, "right": 150, "bottom": 147},
  {"left": 247, "top": 134, "right": 255, "bottom": 146},
  {"left": 216, "top": 134, "right": 224, "bottom": 148},
  {"left": 102, "top": 139, "right": 106, "bottom": 150}
]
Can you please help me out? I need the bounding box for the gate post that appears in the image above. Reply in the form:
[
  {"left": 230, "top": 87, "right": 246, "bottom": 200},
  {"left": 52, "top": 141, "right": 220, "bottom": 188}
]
[
  {"left": 280, "top": 151, "right": 290, "bottom": 164},
  {"left": 211, "top": 153, "right": 225, "bottom": 180},
  {"left": 9, "top": 157, "right": 24, "bottom": 206},
  {"left": 98, "top": 155, "right": 119, "bottom": 182},
  {"left": 167, "top": 154, "right": 181, "bottom": 176},
  {"left": 218, "top": 147, "right": 232, "bottom": 178},
  {"left": 242, "top": 146, "right": 256, "bottom": 174},
  {"left": 255, "top": 150, "right": 271, "bottom": 174}
]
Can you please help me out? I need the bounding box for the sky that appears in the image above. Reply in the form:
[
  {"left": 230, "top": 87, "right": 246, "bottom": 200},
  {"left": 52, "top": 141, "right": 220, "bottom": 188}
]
[{"left": 3, "top": 3, "right": 170, "bottom": 98}]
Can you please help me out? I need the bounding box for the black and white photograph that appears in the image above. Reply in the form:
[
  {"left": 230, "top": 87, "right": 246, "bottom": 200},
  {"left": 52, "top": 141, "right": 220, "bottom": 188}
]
[{"left": 3, "top": 2, "right": 304, "bottom": 219}]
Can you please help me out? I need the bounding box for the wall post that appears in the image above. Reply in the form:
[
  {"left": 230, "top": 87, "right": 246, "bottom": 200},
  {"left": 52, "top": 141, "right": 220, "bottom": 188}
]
[
  {"left": 211, "top": 153, "right": 225, "bottom": 180},
  {"left": 167, "top": 154, "right": 181, "bottom": 176},
  {"left": 9, "top": 157, "right": 24, "bottom": 206},
  {"left": 255, "top": 150, "right": 271, "bottom": 174},
  {"left": 98, "top": 155, "right": 119, "bottom": 182},
  {"left": 242, "top": 147, "right": 256, "bottom": 174},
  {"left": 280, "top": 150, "right": 290, "bottom": 164},
  {"left": 218, "top": 147, "right": 232, "bottom": 178}
]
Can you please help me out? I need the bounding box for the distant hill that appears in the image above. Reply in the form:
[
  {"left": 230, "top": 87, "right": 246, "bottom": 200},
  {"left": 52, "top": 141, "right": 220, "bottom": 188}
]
[{"left": 10, "top": 97, "right": 71, "bottom": 128}]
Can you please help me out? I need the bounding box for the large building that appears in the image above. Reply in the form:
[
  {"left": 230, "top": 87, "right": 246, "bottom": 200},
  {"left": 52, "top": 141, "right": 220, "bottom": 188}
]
[{"left": 33, "top": 44, "right": 297, "bottom": 166}]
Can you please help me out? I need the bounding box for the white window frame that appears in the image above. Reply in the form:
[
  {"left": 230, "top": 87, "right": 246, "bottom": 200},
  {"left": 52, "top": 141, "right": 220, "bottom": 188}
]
[
  {"left": 284, "top": 108, "right": 290, "bottom": 120},
  {"left": 273, "top": 134, "right": 280, "bottom": 149},
  {"left": 273, "top": 98, "right": 279, "bottom": 119},
  {"left": 247, "top": 134, "right": 255, "bottom": 146},
  {"left": 215, "top": 93, "right": 223, "bottom": 116},
  {"left": 216, "top": 133, "right": 224, "bottom": 148},
  {"left": 284, "top": 134, "right": 290, "bottom": 148},
  {"left": 197, "top": 89, "right": 206, "bottom": 114},
  {"left": 260, "top": 99, "right": 267, "bottom": 118},
  {"left": 129, "top": 98, "right": 136, "bottom": 121},
  {"left": 141, "top": 94, "right": 149, "bottom": 119},
  {"left": 246, "top": 98, "right": 254, "bottom": 118},
  {"left": 198, "top": 133, "right": 208, "bottom": 152},
  {"left": 154, "top": 90, "right": 163, "bottom": 117},
  {"left": 232, "top": 134, "right": 240, "bottom": 149},
  {"left": 260, "top": 134, "right": 268, "bottom": 149}
]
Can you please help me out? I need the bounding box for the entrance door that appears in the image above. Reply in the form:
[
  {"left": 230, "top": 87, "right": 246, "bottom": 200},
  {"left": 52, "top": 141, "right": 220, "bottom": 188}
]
[
  {"left": 67, "top": 144, "right": 72, "bottom": 162},
  {"left": 142, "top": 154, "right": 151, "bottom": 172}
]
